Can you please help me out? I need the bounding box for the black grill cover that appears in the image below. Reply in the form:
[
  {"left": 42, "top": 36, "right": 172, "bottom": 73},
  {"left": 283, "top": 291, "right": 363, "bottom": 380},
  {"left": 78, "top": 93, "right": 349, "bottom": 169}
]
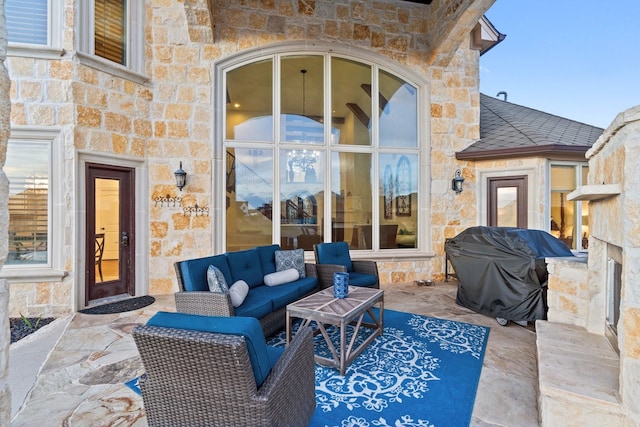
[{"left": 445, "top": 227, "right": 574, "bottom": 322}]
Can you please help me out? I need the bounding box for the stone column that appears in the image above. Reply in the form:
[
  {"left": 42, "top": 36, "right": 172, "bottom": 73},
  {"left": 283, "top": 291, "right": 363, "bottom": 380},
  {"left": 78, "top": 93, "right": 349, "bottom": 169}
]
[{"left": 0, "top": 0, "right": 12, "bottom": 423}]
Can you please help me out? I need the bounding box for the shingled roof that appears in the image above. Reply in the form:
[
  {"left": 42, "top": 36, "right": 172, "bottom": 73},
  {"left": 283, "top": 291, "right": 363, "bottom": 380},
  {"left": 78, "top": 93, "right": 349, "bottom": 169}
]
[{"left": 456, "top": 93, "right": 604, "bottom": 160}]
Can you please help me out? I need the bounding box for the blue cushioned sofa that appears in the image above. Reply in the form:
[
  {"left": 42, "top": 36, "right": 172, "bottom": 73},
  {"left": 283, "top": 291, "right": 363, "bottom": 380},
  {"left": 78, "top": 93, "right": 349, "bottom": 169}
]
[{"left": 174, "top": 244, "right": 318, "bottom": 337}]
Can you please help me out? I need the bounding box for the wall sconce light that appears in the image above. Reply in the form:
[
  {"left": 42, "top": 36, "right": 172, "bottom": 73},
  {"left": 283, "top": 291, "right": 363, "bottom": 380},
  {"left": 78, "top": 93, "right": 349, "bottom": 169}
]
[
  {"left": 174, "top": 161, "right": 187, "bottom": 191},
  {"left": 451, "top": 169, "right": 464, "bottom": 194}
]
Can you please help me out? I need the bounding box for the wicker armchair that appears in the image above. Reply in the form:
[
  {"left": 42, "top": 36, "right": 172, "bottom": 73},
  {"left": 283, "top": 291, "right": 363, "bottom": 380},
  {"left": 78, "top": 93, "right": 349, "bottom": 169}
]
[
  {"left": 174, "top": 262, "right": 317, "bottom": 337},
  {"left": 313, "top": 241, "right": 379, "bottom": 289},
  {"left": 132, "top": 314, "right": 316, "bottom": 427}
]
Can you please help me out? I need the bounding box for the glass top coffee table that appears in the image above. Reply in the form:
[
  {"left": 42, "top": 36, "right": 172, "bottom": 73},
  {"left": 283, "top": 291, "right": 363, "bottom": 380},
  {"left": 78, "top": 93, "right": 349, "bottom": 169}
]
[{"left": 286, "top": 286, "right": 384, "bottom": 375}]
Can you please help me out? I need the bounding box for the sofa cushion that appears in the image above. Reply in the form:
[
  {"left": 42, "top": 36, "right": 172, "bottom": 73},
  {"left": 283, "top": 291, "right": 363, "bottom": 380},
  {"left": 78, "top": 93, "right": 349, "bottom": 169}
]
[
  {"left": 294, "top": 276, "right": 319, "bottom": 297},
  {"left": 229, "top": 280, "right": 250, "bottom": 307},
  {"left": 275, "top": 248, "right": 306, "bottom": 278},
  {"left": 207, "top": 265, "right": 229, "bottom": 293},
  {"left": 233, "top": 290, "right": 274, "bottom": 320},
  {"left": 249, "top": 283, "right": 301, "bottom": 311},
  {"left": 178, "top": 254, "right": 232, "bottom": 292},
  {"left": 256, "top": 244, "right": 280, "bottom": 276},
  {"left": 264, "top": 268, "right": 299, "bottom": 286},
  {"left": 315, "top": 242, "right": 353, "bottom": 272},
  {"left": 348, "top": 271, "right": 378, "bottom": 287},
  {"left": 226, "top": 249, "right": 264, "bottom": 288},
  {"left": 146, "top": 312, "right": 273, "bottom": 386}
]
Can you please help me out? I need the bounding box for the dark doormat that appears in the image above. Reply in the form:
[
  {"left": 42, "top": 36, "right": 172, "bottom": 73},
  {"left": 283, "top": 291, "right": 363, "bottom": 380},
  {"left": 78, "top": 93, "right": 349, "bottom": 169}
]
[{"left": 80, "top": 296, "right": 156, "bottom": 315}]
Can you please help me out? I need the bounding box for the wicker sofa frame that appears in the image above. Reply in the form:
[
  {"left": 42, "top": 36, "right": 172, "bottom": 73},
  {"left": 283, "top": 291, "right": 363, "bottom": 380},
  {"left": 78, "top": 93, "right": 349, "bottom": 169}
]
[
  {"left": 174, "top": 262, "right": 318, "bottom": 337},
  {"left": 132, "top": 323, "right": 316, "bottom": 427}
]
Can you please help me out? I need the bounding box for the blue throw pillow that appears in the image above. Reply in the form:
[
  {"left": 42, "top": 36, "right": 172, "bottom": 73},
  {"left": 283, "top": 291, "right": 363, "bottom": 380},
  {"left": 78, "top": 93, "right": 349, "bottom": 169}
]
[
  {"left": 275, "top": 249, "right": 306, "bottom": 278},
  {"left": 147, "top": 312, "right": 274, "bottom": 387}
]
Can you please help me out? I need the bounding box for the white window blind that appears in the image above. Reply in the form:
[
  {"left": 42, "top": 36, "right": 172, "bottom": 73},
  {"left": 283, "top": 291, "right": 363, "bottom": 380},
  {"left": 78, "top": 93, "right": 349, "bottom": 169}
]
[{"left": 6, "top": 0, "right": 48, "bottom": 45}]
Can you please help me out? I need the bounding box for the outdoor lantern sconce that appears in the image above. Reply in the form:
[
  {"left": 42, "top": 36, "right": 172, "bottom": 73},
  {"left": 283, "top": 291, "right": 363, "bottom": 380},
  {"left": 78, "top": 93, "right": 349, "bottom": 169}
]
[
  {"left": 174, "top": 161, "right": 187, "bottom": 191},
  {"left": 451, "top": 169, "right": 464, "bottom": 194}
]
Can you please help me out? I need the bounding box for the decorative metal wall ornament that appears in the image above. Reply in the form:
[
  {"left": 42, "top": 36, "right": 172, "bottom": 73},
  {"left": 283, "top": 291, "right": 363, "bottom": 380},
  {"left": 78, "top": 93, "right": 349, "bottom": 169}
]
[
  {"left": 183, "top": 203, "right": 210, "bottom": 217},
  {"left": 154, "top": 194, "right": 182, "bottom": 207}
]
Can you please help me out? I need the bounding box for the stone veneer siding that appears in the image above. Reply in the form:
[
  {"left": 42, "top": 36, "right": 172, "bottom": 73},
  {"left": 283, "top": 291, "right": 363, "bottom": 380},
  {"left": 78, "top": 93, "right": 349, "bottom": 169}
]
[{"left": 5, "top": 0, "right": 495, "bottom": 316}]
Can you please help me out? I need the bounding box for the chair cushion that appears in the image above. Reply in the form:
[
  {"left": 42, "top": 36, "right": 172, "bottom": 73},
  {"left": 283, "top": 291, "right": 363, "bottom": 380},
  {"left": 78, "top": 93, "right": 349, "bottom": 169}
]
[
  {"left": 264, "top": 268, "right": 299, "bottom": 286},
  {"left": 146, "top": 312, "right": 273, "bottom": 386},
  {"left": 178, "top": 254, "right": 232, "bottom": 292},
  {"left": 348, "top": 271, "right": 378, "bottom": 287},
  {"left": 315, "top": 242, "right": 353, "bottom": 272},
  {"left": 226, "top": 249, "right": 264, "bottom": 288},
  {"left": 256, "top": 244, "right": 281, "bottom": 275},
  {"left": 229, "top": 280, "right": 250, "bottom": 307},
  {"left": 207, "top": 265, "right": 229, "bottom": 293},
  {"left": 275, "top": 248, "right": 306, "bottom": 278}
]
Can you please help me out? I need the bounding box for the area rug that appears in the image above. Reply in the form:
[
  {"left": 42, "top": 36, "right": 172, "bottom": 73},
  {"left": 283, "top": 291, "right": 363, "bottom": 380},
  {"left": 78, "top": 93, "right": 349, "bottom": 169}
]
[
  {"left": 79, "top": 295, "right": 155, "bottom": 314},
  {"left": 125, "top": 309, "right": 489, "bottom": 427}
]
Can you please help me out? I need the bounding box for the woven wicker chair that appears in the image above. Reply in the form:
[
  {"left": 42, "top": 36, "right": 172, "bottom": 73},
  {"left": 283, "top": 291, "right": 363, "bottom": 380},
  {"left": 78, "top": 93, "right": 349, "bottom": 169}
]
[
  {"left": 313, "top": 241, "right": 380, "bottom": 289},
  {"left": 174, "top": 262, "right": 318, "bottom": 337},
  {"left": 132, "top": 317, "right": 316, "bottom": 427}
]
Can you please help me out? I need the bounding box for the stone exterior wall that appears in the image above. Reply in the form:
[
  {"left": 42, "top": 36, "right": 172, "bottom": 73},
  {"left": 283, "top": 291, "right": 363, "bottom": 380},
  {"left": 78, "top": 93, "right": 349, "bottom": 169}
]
[
  {"left": 4, "top": 0, "right": 495, "bottom": 316},
  {"left": 1, "top": 0, "right": 12, "bottom": 421},
  {"left": 545, "top": 257, "right": 589, "bottom": 327},
  {"left": 584, "top": 106, "right": 640, "bottom": 424},
  {"left": 544, "top": 106, "right": 640, "bottom": 425}
]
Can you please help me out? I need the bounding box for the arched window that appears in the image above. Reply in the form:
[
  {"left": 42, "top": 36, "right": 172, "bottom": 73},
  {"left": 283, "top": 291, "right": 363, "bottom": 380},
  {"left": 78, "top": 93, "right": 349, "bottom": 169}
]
[{"left": 223, "top": 52, "right": 420, "bottom": 252}]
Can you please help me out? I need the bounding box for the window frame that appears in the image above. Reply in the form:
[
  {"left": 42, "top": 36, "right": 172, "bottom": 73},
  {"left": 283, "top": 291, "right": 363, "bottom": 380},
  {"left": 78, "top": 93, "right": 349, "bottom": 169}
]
[
  {"left": 0, "top": 128, "right": 66, "bottom": 283},
  {"left": 216, "top": 46, "right": 430, "bottom": 258},
  {"left": 6, "top": 0, "right": 64, "bottom": 59},
  {"left": 549, "top": 161, "right": 589, "bottom": 250},
  {"left": 77, "top": 0, "right": 148, "bottom": 84}
]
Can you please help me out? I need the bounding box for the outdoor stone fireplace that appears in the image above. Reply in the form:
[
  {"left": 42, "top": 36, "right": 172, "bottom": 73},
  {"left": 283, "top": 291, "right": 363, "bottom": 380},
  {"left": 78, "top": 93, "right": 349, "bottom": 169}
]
[{"left": 539, "top": 105, "right": 640, "bottom": 426}]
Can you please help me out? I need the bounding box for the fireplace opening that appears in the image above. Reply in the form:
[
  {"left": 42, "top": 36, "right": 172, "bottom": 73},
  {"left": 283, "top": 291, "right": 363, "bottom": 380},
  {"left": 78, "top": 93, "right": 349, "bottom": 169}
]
[{"left": 606, "top": 245, "right": 622, "bottom": 353}]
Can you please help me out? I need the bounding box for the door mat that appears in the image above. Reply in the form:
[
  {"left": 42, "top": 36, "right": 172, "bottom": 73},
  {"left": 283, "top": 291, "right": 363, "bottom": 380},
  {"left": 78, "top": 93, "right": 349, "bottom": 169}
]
[{"left": 80, "top": 296, "right": 156, "bottom": 315}]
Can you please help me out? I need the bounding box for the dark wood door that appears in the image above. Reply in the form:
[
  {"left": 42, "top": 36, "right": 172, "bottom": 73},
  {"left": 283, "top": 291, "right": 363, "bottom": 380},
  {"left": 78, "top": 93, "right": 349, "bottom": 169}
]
[
  {"left": 488, "top": 176, "right": 528, "bottom": 228},
  {"left": 85, "top": 163, "right": 135, "bottom": 304}
]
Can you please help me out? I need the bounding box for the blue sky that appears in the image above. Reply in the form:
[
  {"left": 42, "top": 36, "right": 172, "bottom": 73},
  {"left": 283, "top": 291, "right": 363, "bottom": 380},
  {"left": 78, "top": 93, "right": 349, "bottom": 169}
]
[{"left": 480, "top": 0, "right": 640, "bottom": 129}]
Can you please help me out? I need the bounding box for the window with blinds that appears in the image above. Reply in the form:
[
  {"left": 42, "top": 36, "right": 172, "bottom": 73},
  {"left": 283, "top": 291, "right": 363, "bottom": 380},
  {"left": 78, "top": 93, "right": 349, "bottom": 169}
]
[
  {"left": 6, "top": 141, "right": 50, "bottom": 265},
  {"left": 6, "top": 0, "right": 48, "bottom": 45},
  {"left": 95, "top": 0, "right": 127, "bottom": 66}
]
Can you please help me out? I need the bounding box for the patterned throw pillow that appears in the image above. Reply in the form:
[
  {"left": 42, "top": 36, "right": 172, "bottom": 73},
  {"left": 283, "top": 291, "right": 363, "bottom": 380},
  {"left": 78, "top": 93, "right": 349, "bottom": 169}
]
[
  {"left": 275, "top": 249, "right": 306, "bottom": 278},
  {"left": 207, "top": 265, "right": 229, "bottom": 293}
]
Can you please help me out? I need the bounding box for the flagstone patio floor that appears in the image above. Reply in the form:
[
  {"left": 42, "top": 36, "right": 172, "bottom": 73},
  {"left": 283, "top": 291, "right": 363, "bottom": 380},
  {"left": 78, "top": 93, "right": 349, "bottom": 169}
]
[{"left": 11, "top": 280, "right": 539, "bottom": 426}]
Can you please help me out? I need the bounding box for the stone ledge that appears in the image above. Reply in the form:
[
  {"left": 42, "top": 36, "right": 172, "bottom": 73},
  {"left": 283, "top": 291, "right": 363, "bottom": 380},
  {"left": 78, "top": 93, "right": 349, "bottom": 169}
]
[{"left": 536, "top": 320, "right": 626, "bottom": 426}]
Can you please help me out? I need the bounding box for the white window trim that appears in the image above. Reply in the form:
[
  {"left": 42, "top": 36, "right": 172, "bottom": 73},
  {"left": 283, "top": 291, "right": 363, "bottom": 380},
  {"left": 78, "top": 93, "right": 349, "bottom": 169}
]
[
  {"left": 76, "top": 0, "right": 148, "bottom": 84},
  {"left": 215, "top": 42, "right": 433, "bottom": 260},
  {"left": 548, "top": 160, "right": 589, "bottom": 249},
  {"left": 477, "top": 167, "right": 539, "bottom": 229},
  {"left": 6, "top": 0, "right": 64, "bottom": 59},
  {"left": 0, "top": 127, "right": 66, "bottom": 283},
  {"left": 74, "top": 151, "right": 149, "bottom": 311}
]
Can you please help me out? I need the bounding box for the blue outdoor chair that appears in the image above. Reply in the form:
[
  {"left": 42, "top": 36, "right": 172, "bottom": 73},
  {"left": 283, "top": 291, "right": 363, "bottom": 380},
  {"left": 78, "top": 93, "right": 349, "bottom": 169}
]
[{"left": 313, "top": 241, "right": 379, "bottom": 290}]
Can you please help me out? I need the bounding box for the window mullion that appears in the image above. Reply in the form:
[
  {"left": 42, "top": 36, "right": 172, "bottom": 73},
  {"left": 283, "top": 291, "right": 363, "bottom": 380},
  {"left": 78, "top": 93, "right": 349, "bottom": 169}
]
[
  {"left": 273, "top": 55, "right": 282, "bottom": 243},
  {"left": 323, "top": 54, "right": 332, "bottom": 244}
]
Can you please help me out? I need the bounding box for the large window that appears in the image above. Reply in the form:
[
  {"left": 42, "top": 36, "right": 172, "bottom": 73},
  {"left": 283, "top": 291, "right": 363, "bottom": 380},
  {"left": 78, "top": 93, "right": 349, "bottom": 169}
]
[
  {"left": 224, "top": 54, "right": 420, "bottom": 252},
  {"left": 550, "top": 163, "right": 589, "bottom": 250},
  {"left": 5, "top": 141, "right": 50, "bottom": 265}
]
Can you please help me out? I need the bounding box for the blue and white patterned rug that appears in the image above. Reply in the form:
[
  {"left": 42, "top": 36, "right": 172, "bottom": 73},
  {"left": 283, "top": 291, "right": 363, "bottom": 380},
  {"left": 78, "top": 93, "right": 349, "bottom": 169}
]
[
  {"left": 269, "top": 308, "right": 490, "bottom": 427},
  {"left": 126, "top": 309, "right": 489, "bottom": 427}
]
